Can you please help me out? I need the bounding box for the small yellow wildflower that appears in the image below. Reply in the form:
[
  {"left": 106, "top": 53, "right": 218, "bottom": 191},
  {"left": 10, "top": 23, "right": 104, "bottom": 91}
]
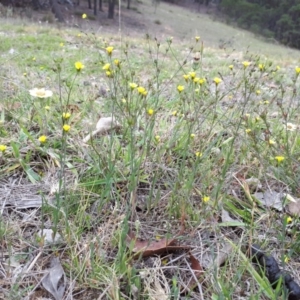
[
  {"left": 255, "top": 116, "right": 260, "bottom": 122},
  {"left": 183, "top": 74, "right": 189, "bottom": 81},
  {"left": 242, "top": 61, "right": 251, "bottom": 68},
  {"left": 276, "top": 66, "right": 280, "bottom": 71},
  {"left": 75, "top": 61, "right": 84, "bottom": 71},
  {"left": 23, "top": 72, "right": 27, "bottom": 76},
  {"left": 106, "top": 46, "right": 114, "bottom": 56},
  {"left": 129, "top": 82, "right": 138, "bottom": 89},
  {"left": 121, "top": 98, "right": 126, "bottom": 103},
  {"left": 82, "top": 13, "right": 87, "bottom": 19},
  {"left": 32, "top": 57, "right": 36, "bottom": 61},
  {"left": 171, "top": 110, "right": 178, "bottom": 116},
  {"left": 202, "top": 196, "right": 210, "bottom": 203},
  {"left": 102, "top": 63, "right": 110, "bottom": 70},
  {"left": 199, "top": 78, "right": 206, "bottom": 85},
  {"left": 177, "top": 85, "right": 185, "bottom": 93},
  {"left": 62, "top": 112, "right": 71, "bottom": 120},
  {"left": 114, "top": 59, "right": 120, "bottom": 67},
  {"left": 44, "top": 106, "right": 50, "bottom": 111},
  {"left": 275, "top": 156, "right": 285, "bottom": 163},
  {"left": 63, "top": 124, "right": 71, "bottom": 132},
  {"left": 190, "top": 133, "right": 195, "bottom": 138},
  {"left": 195, "top": 36, "right": 200, "bottom": 42},
  {"left": 106, "top": 71, "right": 112, "bottom": 77},
  {"left": 258, "top": 64, "right": 265, "bottom": 71},
  {"left": 213, "top": 77, "right": 222, "bottom": 85},
  {"left": 38, "top": 135, "right": 47, "bottom": 143},
  {"left": 195, "top": 151, "right": 202, "bottom": 157},
  {"left": 137, "top": 86, "right": 147, "bottom": 95},
  {"left": 287, "top": 216, "right": 293, "bottom": 224},
  {"left": 229, "top": 65, "right": 233, "bottom": 70},
  {"left": 0, "top": 145, "right": 7, "bottom": 152},
  {"left": 295, "top": 67, "right": 300, "bottom": 75},
  {"left": 189, "top": 71, "right": 196, "bottom": 79},
  {"left": 256, "top": 90, "right": 261, "bottom": 95},
  {"left": 193, "top": 77, "right": 200, "bottom": 83},
  {"left": 147, "top": 108, "right": 154, "bottom": 116},
  {"left": 154, "top": 135, "right": 160, "bottom": 142},
  {"left": 59, "top": 42, "right": 64, "bottom": 47},
  {"left": 268, "top": 139, "right": 276, "bottom": 145},
  {"left": 245, "top": 129, "right": 251, "bottom": 134},
  {"left": 29, "top": 88, "right": 53, "bottom": 98},
  {"left": 263, "top": 100, "right": 269, "bottom": 105}
]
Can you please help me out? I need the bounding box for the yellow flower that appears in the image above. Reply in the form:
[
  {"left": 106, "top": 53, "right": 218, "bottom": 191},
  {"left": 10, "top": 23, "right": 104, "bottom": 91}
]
[
  {"left": 23, "top": 72, "right": 27, "bottom": 76},
  {"left": 129, "top": 82, "right": 138, "bottom": 89},
  {"left": 268, "top": 139, "right": 276, "bottom": 145},
  {"left": 190, "top": 133, "right": 195, "bottom": 138},
  {"left": 195, "top": 151, "right": 202, "bottom": 157},
  {"left": 258, "top": 63, "right": 265, "bottom": 71},
  {"left": 114, "top": 59, "right": 120, "bottom": 67},
  {"left": 62, "top": 112, "right": 71, "bottom": 119},
  {"left": 0, "top": 145, "right": 7, "bottom": 152},
  {"left": 44, "top": 106, "right": 50, "bottom": 110},
  {"left": 106, "top": 46, "right": 114, "bottom": 55},
  {"left": 256, "top": 90, "right": 261, "bottom": 95},
  {"left": 59, "top": 42, "right": 64, "bottom": 47},
  {"left": 183, "top": 74, "right": 189, "bottom": 81},
  {"left": 255, "top": 116, "right": 260, "bottom": 122},
  {"left": 199, "top": 78, "right": 206, "bottom": 85},
  {"left": 82, "top": 13, "right": 87, "bottom": 19},
  {"left": 284, "top": 255, "right": 290, "bottom": 263},
  {"left": 286, "top": 216, "right": 293, "bottom": 224},
  {"left": 106, "top": 71, "right": 112, "bottom": 77},
  {"left": 229, "top": 65, "right": 233, "bottom": 70},
  {"left": 276, "top": 65, "right": 280, "bottom": 71},
  {"left": 275, "top": 156, "right": 285, "bottom": 163},
  {"left": 295, "top": 67, "right": 300, "bottom": 74},
  {"left": 245, "top": 129, "right": 251, "bottom": 134},
  {"left": 154, "top": 135, "right": 160, "bottom": 142},
  {"left": 102, "top": 63, "right": 110, "bottom": 70},
  {"left": 75, "top": 61, "right": 84, "bottom": 71},
  {"left": 189, "top": 71, "right": 196, "bottom": 79},
  {"left": 213, "top": 77, "right": 222, "bottom": 85},
  {"left": 177, "top": 85, "right": 185, "bottom": 93},
  {"left": 63, "top": 124, "right": 71, "bottom": 132},
  {"left": 195, "top": 36, "right": 200, "bottom": 42},
  {"left": 29, "top": 88, "right": 53, "bottom": 98},
  {"left": 137, "top": 86, "right": 147, "bottom": 96},
  {"left": 38, "top": 135, "right": 47, "bottom": 143},
  {"left": 242, "top": 61, "right": 251, "bottom": 68},
  {"left": 193, "top": 77, "right": 200, "bottom": 83},
  {"left": 171, "top": 110, "right": 178, "bottom": 116},
  {"left": 147, "top": 108, "right": 154, "bottom": 116},
  {"left": 202, "top": 196, "right": 210, "bottom": 203},
  {"left": 32, "top": 57, "right": 36, "bottom": 61},
  {"left": 121, "top": 98, "right": 126, "bottom": 103}
]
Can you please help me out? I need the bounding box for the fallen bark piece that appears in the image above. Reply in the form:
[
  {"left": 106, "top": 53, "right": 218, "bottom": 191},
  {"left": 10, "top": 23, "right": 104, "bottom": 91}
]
[
  {"left": 251, "top": 244, "right": 300, "bottom": 300},
  {"left": 126, "top": 232, "right": 191, "bottom": 258}
]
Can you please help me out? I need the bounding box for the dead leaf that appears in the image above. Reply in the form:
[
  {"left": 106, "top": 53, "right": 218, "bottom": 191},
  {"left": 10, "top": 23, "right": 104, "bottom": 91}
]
[
  {"left": 83, "top": 116, "right": 120, "bottom": 143},
  {"left": 186, "top": 252, "right": 205, "bottom": 291},
  {"left": 127, "top": 232, "right": 191, "bottom": 258},
  {"left": 42, "top": 257, "right": 66, "bottom": 300},
  {"left": 253, "top": 191, "right": 283, "bottom": 211}
]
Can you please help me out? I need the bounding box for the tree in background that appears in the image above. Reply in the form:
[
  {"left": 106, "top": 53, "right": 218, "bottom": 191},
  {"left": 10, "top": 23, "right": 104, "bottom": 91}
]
[{"left": 108, "top": 0, "right": 115, "bottom": 19}]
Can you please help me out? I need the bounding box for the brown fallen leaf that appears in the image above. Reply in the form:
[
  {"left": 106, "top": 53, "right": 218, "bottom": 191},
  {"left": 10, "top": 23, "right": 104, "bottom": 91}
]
[{"left": 127, "top": 231, "right": 191, "bottom": 258}]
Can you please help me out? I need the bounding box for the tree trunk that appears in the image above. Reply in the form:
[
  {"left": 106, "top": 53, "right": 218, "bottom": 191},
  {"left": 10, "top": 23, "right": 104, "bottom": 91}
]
[
  {"left": 88, "top": 0, "right": 91, "bottom": 9},
  {"left": 127, "top": 0, "right": 130, "bottom": 9},
  {"left": 49, "top": 0, "right": 64, "bottom": 22},
  {"left": 93, "top": 0, "right": 97, "bottom": 15},
  {"left": 32, "top": 0, "right": 41, "bottom": 10},
  {"left": 108, "top": 0, "right": 114, "bottom": 19},
  {"left": 99, "top": 0, "right": 103, "bottom": 11}
]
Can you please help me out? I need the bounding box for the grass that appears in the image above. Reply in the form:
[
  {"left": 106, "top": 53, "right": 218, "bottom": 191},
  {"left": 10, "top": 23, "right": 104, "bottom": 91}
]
[{"left": 1, "top": 2, "right": 300, "bottom": 299}]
